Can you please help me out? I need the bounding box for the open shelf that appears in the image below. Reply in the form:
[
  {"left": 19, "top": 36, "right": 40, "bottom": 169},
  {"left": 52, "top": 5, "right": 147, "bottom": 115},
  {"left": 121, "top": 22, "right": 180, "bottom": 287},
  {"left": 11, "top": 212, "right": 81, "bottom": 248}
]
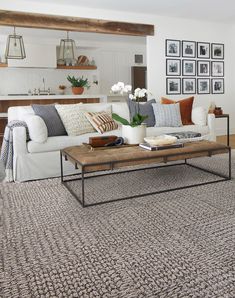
[
  {"left": 57, "top": 65, "right": 97, "bottom": 70},
  {"left": 0, "top": 63, "right": 8, "bottom": 68}
]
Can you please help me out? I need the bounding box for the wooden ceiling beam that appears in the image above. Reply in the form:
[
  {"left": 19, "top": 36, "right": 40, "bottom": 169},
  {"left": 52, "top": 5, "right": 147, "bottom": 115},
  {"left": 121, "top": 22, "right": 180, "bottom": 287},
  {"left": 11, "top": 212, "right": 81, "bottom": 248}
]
[{"left": 0, "top": 10, "right": 154, "bottom": 36}]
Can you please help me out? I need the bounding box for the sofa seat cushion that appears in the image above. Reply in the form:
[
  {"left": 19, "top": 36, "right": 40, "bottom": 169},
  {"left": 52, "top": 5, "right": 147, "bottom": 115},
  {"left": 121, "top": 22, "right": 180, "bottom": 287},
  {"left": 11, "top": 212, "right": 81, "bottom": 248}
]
[
  {"left": 27, "top": 129, "right": 122, "bottom": 153},
  {"left": 146, "top": 125, "right": 209, "bottom": 137}
]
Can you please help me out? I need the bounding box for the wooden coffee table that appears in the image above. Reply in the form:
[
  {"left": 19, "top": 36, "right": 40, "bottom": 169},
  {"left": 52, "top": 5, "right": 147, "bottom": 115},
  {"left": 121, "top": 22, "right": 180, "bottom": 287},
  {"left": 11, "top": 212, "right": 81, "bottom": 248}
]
[{"left": 60, "top": 141, "right": 231, "bottom": 207}]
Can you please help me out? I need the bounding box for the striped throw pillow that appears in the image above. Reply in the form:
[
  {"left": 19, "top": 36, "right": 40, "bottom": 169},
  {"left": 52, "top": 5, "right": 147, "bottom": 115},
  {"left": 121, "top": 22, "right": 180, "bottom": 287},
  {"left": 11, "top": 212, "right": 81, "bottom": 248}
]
[{"left": 85, "top": 111, "right": 118, "bottom": 134}]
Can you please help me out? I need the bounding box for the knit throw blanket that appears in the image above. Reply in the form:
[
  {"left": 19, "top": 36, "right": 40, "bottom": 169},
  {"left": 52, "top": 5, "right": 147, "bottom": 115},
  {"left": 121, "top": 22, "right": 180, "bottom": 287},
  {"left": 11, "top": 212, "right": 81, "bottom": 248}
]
[{"left": 0, "top": 120, "right": 28, "bottom": 182}]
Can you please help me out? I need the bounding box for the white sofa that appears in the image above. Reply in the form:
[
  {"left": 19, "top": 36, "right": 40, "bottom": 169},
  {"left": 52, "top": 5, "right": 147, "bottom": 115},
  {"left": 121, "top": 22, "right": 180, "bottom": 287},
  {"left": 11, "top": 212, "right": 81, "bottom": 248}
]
[{"left": 8, "top": 102, "right": 215, "bottom": 182}]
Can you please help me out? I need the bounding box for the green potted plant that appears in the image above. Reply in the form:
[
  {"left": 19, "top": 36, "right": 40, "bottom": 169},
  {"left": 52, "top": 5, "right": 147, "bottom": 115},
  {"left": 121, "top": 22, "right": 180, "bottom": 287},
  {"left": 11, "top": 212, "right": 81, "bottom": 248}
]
[
  {"left": 67, "top": 75, "right": 90, "bottom": 95},
  {"left": 111, "top": 82, "right": 148, "bottom": 144}
]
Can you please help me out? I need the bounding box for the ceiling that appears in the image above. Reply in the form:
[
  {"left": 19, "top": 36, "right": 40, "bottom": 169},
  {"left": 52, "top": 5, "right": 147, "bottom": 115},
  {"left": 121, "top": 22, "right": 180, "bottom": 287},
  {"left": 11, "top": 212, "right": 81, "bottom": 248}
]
[{"left": 31, "top": 0, "right": 235, "bottom": 24}]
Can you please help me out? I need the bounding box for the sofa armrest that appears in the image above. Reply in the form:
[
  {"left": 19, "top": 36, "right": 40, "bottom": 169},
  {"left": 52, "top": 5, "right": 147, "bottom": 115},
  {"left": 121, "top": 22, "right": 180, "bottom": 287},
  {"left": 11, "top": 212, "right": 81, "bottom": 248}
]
[
  {"left": 13, "top": 127, "right": 28, "bottom": 155},
  {"left": 207, "top": 113, "right": 216, "bottom": 141}
]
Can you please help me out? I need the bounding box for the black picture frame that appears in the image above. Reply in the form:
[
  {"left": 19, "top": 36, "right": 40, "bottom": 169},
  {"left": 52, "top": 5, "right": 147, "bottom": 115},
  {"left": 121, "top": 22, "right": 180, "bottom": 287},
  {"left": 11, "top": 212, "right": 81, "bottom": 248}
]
[
  {"left": 197, "top": 42, "right": 210, "bottom": 59},
  {"left": 182, "top": 78, "right": 196, "bottom": 94},
  {"left": 182, "top": 40, "right": 196, "bottom": 58},
  {"left": 211, "top": 43, "right": 224, "bottom": 60},
  {"left": 197, "top": 60, "right": 210, "bottom": 76},
  {"left": 211, "top": 78, "right": 224, "bottom": 94},
  {"left": 165, "top": 39, "right": 181, "bottom": 57},
  {"left": 211, "top": 61, "right": 224, "bottom": 77},
  {"left": 182, "top": 59, "right": 196, "bottom": 76},
  {"left": 166, "top": 59, "right": 181, "bottom": 76},
  {"left": 166, "top": 78, "right": 181, "bottom": 95},
  {"left": 197, "top": 78, "right": 210, "bottom": 94}
]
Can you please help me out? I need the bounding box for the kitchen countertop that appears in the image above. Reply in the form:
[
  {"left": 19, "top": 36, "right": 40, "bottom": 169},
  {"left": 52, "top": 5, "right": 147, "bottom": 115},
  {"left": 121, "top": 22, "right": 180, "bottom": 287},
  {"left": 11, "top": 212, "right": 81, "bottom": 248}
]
[{"left": 0, "top": 94, "right": 107, "bottom": 102}]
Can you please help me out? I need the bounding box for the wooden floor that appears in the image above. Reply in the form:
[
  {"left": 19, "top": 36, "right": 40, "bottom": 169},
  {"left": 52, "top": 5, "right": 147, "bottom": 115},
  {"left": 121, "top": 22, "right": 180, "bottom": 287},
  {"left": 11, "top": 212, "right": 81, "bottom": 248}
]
[{"left": 217, "top": 134, "right": 235, "bottom": 149}]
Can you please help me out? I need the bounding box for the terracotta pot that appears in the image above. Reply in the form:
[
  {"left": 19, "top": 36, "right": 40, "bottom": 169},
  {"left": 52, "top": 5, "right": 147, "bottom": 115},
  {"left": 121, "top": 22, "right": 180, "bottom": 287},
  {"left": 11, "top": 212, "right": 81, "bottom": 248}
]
[{"left": 72, "top": 87, "right": 84, "bottom": 95}]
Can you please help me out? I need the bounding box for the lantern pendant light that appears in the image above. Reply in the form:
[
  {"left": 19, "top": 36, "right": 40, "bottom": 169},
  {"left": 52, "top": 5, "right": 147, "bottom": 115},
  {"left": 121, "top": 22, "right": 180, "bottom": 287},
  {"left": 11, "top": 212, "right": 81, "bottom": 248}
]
[
  {"left": 5, "top": 27, "right": 26, "bottom": 59},
  {"left": 59, "top": 31, "right": 76, "bottom": 60}
]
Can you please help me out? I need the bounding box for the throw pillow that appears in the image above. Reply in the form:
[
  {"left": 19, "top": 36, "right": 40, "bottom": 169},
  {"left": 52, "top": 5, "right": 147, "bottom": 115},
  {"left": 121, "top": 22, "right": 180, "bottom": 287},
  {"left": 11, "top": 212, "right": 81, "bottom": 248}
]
[
  {"left": 152, "top": 103, "right": 182, "bottom": 127},
  {"left": 161, "top": 96, "right": 194, "bottom": 125},
  {"left": 55, "top": 104, "right": 95, "bottom": 136},
  {"left": 24, "top": 115, "right": 48, "bottom": 143},
  {"left": 32, "top": 104, "right": 67, "bottom": 136},
  {"left": 85, "top": 111, "right": 118, "bottom": 134},
  {"left": 127, "top": 98, "right": 156, "bottom": 127}
]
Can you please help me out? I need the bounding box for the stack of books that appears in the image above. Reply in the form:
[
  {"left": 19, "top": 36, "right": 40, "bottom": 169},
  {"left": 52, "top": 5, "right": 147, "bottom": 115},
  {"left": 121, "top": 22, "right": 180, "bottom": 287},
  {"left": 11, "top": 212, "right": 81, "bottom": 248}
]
[{"left": 139, "top": 142, "right": 184, "bottom": 151}]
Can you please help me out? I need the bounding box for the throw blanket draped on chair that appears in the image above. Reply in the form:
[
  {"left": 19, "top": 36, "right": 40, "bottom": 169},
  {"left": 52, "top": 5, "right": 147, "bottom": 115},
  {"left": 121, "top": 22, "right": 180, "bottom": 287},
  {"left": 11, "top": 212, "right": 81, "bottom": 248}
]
[{"left": 0, "top": 121, "right": 28, "bottom": 182}]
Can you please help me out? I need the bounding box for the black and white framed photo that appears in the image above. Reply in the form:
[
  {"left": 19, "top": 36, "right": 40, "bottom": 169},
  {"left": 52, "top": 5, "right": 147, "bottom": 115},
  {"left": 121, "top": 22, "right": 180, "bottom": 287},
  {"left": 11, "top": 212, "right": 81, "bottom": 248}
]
[
  {"left": 197, "top": 42, "right": 210, "bottom": 59},
  {"left": 166, "top": 78, "right": 181, "bottom": 95},
  {"left": 211, "top": 78, "right": 224, "bottom": 94},
  {"left": 197, "top": 78, "right": 210, "bottom": 94},
  {"left": 182, "top": 40, "right": 196, "bottom": 58},
  {"left": 211, "top": 61, "right": 224, "bottom": 77},
  {"left": 182, "top": 59, "right": 196, "bottom": 76},
  {"left": 211, "top": 43, "right": 224, "bottom": 59},
  {"left": 182, "top": 78, "right": 196, "bottom": 94},
  {"left": 166, "top": 59, "right": 181, "bottom": 76},
  {"left": 197, "top": 60, "right": 210, "bottom": 76},
  {"left": 165, "top": 39, "right": 181, "bottom": 57}
]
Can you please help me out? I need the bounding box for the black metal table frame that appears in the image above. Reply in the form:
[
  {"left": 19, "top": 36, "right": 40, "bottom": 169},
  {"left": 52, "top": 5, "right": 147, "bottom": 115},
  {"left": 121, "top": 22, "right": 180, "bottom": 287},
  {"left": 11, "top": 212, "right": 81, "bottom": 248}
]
[{"left": 60, "top": 148, "right": 232, "bottom": 208}]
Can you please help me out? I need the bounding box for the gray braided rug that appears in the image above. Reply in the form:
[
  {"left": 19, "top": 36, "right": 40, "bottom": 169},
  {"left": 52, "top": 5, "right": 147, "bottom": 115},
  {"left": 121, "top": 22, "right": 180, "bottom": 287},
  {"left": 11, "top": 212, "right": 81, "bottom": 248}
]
[{"left": 1, "top": 152, "right": 235, "bottom": 297}]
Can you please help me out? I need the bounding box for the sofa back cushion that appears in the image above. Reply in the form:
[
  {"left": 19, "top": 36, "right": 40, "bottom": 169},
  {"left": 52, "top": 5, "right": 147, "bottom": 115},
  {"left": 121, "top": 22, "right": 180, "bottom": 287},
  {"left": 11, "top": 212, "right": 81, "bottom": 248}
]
[
  {"left": 24, "top": 115, "right": 48, "bottom": 143},
  {"left": 152, "top": 103, "right": 182, "bottom": 127},
  {"left": 55, "top": 104, "right": 95, "bottom": 136},
  {"left": 161, "top": 96, "right": 194, "bottom": 125},
  {"left": 32, "top": 104, "right": 67, "bottom": 136},
  {"left": 127, "top": 98, "right": 156, "bottom": 127}
]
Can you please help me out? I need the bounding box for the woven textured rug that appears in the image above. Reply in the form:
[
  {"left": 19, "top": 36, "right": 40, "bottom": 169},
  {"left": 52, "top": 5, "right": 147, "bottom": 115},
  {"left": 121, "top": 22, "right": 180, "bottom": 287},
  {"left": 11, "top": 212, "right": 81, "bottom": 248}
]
[{"left": 1, "top": 152, "right": 235, "bottom": 297}]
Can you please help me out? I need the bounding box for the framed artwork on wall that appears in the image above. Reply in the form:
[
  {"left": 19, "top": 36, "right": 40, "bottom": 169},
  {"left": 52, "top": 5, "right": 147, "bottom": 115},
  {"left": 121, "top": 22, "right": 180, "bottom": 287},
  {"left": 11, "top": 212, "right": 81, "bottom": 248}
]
[
  {"left": 166, "top": 78, "right": 181, "bottom": 94},
  {"left": 197, "top": 60, "right": 210, "bottom": 76},
  {"left": 197, "top": 78, "right": 210, "bottom": 94},
  {"left": 211, "top": 43, "right": 224, "bottom": 59},
  {"left": 165, "top": 39, "right": 181, "bottom": 57},
  {"left": 182, "top": 40, "right": 196, "bottom": 58},
  {"left": 182, "top": 78, "right": 196, "bottom": 94},
  {"left": 197, "top": 42, "right": 210, "bottom": 59},
  {"left": 211, "top": 78, "right": 224, "bottom": 94},
  {"left": 211, "top": 61, "right": 224, "bottom": 77},
  {"left": 182, "top": 59, "right": 196, "bottom": 76},
  {"left": 166, "top": 59, "right": 181, "bottom": 76}
]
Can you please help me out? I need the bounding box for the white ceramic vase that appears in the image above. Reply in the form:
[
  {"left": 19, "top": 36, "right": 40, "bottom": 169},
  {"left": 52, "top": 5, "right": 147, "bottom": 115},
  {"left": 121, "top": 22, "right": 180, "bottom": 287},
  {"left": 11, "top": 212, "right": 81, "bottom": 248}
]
[{"left": 122, "top": 124, "right": 146, "bottom": 144}]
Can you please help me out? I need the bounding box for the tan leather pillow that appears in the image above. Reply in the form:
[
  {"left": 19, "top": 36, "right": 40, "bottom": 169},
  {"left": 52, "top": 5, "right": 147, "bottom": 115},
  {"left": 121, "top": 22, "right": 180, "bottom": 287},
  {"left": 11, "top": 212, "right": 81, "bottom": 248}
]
[{"left": 161, "top": 96, "right": 194, "bottom": 125}]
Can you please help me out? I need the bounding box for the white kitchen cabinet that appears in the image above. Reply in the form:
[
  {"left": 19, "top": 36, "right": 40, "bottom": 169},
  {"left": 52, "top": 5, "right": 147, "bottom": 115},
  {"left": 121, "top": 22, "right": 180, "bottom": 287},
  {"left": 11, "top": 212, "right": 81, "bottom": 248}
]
[{"left": 8, "top": 44, "right": 56, "bottom": 68}]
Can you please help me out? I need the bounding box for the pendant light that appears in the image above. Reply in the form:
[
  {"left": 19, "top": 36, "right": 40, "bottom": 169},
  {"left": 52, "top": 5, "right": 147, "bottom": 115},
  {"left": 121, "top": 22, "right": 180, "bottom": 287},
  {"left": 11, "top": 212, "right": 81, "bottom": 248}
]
[
  {"left": 59, "top": 31, "right": 76, "bottom": 60},
  {"left": 5, "top": 27, "right": 26, "bottom": 59}
]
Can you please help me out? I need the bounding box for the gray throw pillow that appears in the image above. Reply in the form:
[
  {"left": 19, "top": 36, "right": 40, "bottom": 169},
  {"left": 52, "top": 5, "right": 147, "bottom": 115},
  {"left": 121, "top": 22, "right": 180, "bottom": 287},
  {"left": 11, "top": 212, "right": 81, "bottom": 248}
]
[
  {"left": 32, "top": 104, "right": 67, "bottom": 137},
  {"left": 127, "top": 98, "right": 156, "bottom": 127},
  {"left": 152, "top": 103, "right": 182, "bottom": 127}
]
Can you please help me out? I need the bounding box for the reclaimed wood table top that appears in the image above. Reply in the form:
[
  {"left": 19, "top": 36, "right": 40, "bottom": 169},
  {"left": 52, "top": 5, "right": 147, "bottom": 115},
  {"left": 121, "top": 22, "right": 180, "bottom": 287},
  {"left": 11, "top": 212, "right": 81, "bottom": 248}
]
[{"left": 61, "top": 141, "right": 229, "bottom": 172}]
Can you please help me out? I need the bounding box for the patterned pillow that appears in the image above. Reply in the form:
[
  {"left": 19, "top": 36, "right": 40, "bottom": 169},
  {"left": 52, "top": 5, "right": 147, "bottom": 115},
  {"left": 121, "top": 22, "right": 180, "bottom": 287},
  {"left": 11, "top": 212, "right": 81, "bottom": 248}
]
[
  {"left": 55, "top": 104, "right": 95, "bottom": 136},
  {"left": 152, "top": 103, "right": 182, "bottom": 127},
  {"left": 85, "top": 111, "right": 118, "bottom": 134}
]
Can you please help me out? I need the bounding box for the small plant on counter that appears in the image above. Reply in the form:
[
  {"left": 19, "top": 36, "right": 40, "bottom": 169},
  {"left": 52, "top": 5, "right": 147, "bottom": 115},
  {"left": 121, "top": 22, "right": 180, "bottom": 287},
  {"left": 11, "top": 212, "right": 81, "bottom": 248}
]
[
  {"left": 67, "top": 75, "right": 90, "bottom": 95},
  {"left": 67, "top": 75, "right": 90, "bottom": 88}
]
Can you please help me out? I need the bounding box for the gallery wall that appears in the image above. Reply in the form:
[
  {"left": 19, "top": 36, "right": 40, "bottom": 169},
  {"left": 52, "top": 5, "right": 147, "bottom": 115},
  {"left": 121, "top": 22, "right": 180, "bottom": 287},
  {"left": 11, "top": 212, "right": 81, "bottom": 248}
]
[{"left": 1, "top": 0, "right": 234, "bottom": 134}]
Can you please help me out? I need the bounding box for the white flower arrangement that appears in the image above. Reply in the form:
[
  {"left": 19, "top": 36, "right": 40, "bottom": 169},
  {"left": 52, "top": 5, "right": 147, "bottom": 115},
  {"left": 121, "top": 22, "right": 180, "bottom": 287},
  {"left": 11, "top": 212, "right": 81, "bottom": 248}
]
[
  {"left": 111, "top": 82, "right": 149, "bottom": 127},
  {"left": 111, "top": 82, "right": 132, "bottom": 94}
]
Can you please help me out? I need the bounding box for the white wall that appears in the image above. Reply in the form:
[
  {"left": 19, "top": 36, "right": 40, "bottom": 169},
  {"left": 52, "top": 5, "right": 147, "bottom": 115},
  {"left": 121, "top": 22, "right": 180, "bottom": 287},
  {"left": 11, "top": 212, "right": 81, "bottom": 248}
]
[{"left": 0, "top": 0, "right": 234, "bottom": 134}]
